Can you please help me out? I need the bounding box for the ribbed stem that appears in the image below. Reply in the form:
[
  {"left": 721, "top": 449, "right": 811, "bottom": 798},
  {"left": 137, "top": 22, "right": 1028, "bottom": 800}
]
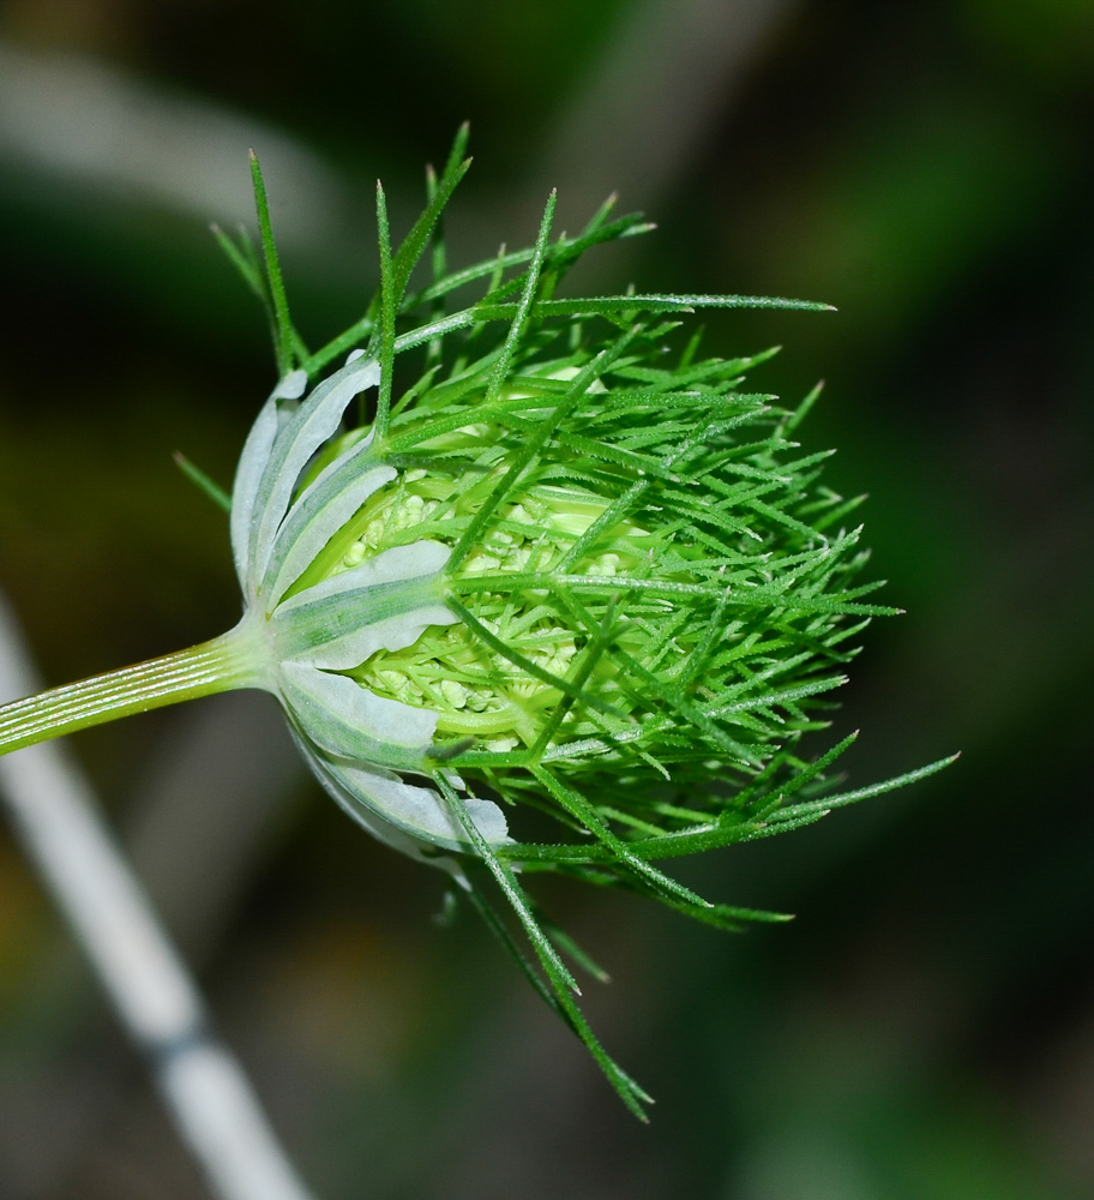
[{"left": 0, "top": 616, "right": 269, "bottom": 757}]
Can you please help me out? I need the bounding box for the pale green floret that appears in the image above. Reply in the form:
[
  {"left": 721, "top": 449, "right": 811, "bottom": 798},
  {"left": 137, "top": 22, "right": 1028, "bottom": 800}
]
[{"left": 293, "top": 439, "right": 657, "bottom": 751}]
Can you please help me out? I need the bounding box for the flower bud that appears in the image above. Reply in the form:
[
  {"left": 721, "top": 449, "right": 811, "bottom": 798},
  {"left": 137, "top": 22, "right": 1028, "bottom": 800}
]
[{"left": 0, "top": 138, "right": 955, "bottom": 1116}]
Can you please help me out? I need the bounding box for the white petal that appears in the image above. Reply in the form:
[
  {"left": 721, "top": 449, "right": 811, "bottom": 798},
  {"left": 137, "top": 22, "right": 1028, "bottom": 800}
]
[
  {"left": 337, "top": 762, "right": 510, "bottom": 848},
  {"left": 280, "top": 660, "right": 436, "bottom": 761},
  {"left": 286, "top": 725, "right": 509, "bottom": 854},
  {"left": 272, "top": 369, "right": 308, "bottom": 400},
  {"left": 286, "top": 605, "right": 456, "bottom": 671},
  {"left": 270, "top": 543, "right": 455, "bottom": 668},
  {"left": 250, "top": 356, "right": 381, "bottom": 584},
  {"left": 274, "top": 541, "right": 451, "bottom": 614},
  {"left": 286, "top": 725, "right": 455, "bottom": 863},
  {"left": 263, "top": 457, "right": 395, "bottom": 609},
  {"left": 230, "top": 396, "right": 279, "bottom": 595}
]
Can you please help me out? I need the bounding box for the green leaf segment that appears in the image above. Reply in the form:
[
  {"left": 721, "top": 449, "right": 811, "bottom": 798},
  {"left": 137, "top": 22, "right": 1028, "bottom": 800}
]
[{"left": 0, "top": 127, "right": 955, "bottom": 1118}]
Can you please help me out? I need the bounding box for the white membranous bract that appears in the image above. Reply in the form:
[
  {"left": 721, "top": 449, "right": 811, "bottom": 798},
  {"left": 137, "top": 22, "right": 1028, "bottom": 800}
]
[{"left": 229, "top": 352, "right": 510, "bottom": 861}]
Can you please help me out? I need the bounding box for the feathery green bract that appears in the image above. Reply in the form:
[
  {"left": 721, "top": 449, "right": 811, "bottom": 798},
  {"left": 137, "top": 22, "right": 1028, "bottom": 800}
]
[{"left": 212, "top": 133, "right": 955, "bottom": 1119}]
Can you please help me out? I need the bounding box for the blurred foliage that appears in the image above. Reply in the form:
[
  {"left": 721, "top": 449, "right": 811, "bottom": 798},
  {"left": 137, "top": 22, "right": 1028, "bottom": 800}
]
[{"left": 0, "top": 0, "right": 1092, "bottom": 1196}]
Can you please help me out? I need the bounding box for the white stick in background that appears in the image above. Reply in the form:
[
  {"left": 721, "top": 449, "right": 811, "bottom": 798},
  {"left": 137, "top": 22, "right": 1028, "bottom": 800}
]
[{"left": 0, "top": 590, "right": 316, "bottom": 1200}]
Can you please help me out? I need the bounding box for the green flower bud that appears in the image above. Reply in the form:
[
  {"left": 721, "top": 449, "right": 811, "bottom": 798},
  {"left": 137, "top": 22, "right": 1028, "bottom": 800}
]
[
  {"left": 0, "top": 135, "right": 954, "bottom": 1116},
  {"left": 236, "top": 333, "right": 858, "bottom": 877}
]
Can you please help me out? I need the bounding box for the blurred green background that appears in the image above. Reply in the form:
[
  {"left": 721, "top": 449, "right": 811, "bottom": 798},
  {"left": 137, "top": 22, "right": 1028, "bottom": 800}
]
[{"left": 1, "top": 0, "right": 1092, "bottom": 1196}]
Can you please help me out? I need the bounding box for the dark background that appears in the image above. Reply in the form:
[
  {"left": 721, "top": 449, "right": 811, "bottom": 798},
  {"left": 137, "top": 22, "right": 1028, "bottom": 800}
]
[{"left": 1, "top": 1, "right": 1092, "bottom": 1196}]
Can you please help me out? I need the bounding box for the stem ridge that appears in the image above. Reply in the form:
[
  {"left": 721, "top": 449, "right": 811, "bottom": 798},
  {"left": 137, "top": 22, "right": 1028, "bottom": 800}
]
[{"left": 0, "top": 619, "right": 267, "bottom": 757}]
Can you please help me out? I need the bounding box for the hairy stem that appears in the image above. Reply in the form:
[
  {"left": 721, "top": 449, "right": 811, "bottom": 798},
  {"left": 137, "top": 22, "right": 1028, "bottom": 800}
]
[{"left": 0, "top": 617, "right": 268, "bottom": 757}]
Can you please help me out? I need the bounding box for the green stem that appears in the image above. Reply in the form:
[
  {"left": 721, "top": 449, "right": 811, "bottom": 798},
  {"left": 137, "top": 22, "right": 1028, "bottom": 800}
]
[{"left": 0, "top": 617, "right": 269, "bottom": 758}]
